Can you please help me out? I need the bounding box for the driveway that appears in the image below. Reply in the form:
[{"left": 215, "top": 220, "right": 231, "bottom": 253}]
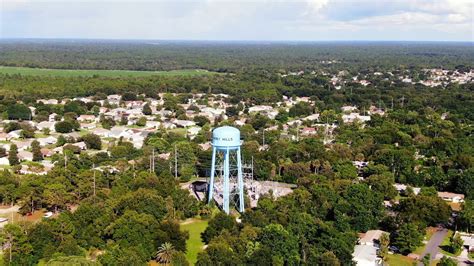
[{"left": 419, "top": 228, "right": 448, "bottom": 262}]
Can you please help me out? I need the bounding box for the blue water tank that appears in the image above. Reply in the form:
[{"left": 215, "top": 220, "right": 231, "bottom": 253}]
[{"left": 212, "top": 126, "right": 241, "bottom": 148}]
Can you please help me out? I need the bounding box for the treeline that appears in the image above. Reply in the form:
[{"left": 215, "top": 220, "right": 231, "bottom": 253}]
[{"left": 1, "top": 41, "right": 473, "bottom": 72}]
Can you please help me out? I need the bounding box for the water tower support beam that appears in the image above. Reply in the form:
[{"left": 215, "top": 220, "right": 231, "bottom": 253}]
[
  {"left": 223, "top": 148, "right": 230, "bottom": 214},
  {"left": 237, "top": 147, "right": 244, "bottom": 212},
  {"left": 208, "top": 147, "right": 216, "bottom": 203}
]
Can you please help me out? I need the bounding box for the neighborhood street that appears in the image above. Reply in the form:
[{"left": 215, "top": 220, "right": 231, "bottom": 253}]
[{"left": 419, "top": 228, "right": 448, "bottom": 264}]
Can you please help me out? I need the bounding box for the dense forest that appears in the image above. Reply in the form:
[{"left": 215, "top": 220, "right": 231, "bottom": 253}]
[{"left": 1, "top": 40, "right": 473, "bottom": 72}]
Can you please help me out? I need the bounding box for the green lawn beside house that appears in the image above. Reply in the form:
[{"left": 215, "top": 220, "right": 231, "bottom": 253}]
[{"left": 386, "top": 253, "right": 415, "bottom": 266}]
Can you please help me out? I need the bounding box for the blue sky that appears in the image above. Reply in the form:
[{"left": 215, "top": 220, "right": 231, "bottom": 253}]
[{"left": 1, "top": 0, "right": 473, "bottom": 41}]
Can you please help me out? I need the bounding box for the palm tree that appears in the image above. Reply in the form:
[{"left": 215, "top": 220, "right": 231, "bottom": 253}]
[{"left": 156, "top": 242, "right": 175, "bottom": 264}]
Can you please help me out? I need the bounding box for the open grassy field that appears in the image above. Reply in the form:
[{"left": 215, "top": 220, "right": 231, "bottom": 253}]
[
  {"left": 180, "top": 219, "right": 208, "bottom": 265},
  {"left": 0, "top": 66, "right": 216, "bottom": 77}
]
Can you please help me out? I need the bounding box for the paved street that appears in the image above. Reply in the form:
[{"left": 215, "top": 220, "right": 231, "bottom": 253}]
[{"left": 419, "top": 228, "right": 448, "bottom": 263}]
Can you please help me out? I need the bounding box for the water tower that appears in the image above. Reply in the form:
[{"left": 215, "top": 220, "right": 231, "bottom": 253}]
[{"left": 208, "top": 126, "right": 244, "bottom": 214}]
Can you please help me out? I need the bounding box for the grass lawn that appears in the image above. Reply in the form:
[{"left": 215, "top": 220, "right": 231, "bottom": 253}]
[
  {"left": 168, "top": 128, "right": 188, "bottom": 137},
  {"left": 181, "top": 218, "right": 208, "bottom": 265},
  {"left": 386, "top": 254, "right": 415, "bottom": 266},
  {"left": 0, "top": 66, "right": 217, "bottom": 78},
  {"left": 469, "top": 252, "right": 473, "bottom": 260},
  {"left": 439, "top": 230, "right": 461, "bottom": 257}
]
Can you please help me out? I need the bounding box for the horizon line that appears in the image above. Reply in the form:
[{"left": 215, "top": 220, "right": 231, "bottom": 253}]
[{"left": 1, "top": 37, "right": 473, "bottom": 44}]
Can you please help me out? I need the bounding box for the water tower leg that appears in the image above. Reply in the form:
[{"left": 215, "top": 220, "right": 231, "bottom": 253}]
[
  {"left": 223, "top": 148, "right": 230, "bottom": 214},
  {"left": 237, "top": 147, "right": 244, "bottom": 212},
  {"left": 208, "top": 147, "right": 216, "bottom": 204}
]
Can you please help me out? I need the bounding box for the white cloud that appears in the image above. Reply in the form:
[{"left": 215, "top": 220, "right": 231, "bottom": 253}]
[{"left": 0, "top": 0, "right": 472, "bottom": 41}]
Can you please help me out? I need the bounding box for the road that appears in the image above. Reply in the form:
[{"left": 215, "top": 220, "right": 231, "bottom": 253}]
[{"left": 419, "top": 228, "right": 448, "bottom": 263}]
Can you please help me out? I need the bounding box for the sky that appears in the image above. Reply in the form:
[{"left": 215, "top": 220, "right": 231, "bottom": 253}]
[{"left": 1, "top": 0, "right": 473, "bottom": 41}]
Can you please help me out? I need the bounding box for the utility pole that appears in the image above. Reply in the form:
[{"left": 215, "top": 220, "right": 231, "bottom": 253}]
[
  {"left": 92, "top": 164, "right": 96, "bottom": 202},
  {"left": 174, "top": 144, "right": 178, "bottom": 179},
  {"left": 262, "top": 129, "right": 265, "bottom": 146},
  {"left": 151, "top": 148, "right": 155, "bottom": 173},
  {"left": 391, "top": 97, "right": 394, "bottom": 110}
]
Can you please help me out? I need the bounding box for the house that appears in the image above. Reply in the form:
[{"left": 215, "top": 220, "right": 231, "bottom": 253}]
[
  {"left": 92, "top": 128, "right": 110, "bottom": 137},
  {"left": 80, "top": 123, "right": 96, "bottom": 130},
  {"left": 7, "top": 130, "right": 22, "bottom": 139},
  {"left": 0, "top": 157, "right": 9, "bottom": 166},
  {"left": 341, "top": 105, "right": 358, "bottom": 113},
  {"left": 37, "top": 121, "right": 56, "bottom": 132},
  {"left": 49, "top": 113, "right": 58, "bottom": 122},
  {"left": 393, "top": 183, "right": 421, "bottom": 195},
  {"left": 352, "top": 244, "right": 382, "bottom": 266},
  {"left": 12, "top": 140, "right": 33, "bottom": 151},
  {"left": 187, "top": 126, "right": 201, "bottom": 137},
  {"left": 20, "top": 165, "right": 48, "bottom": 175},
  {"left": 303, "top": 113, "right": 320, "bottom": 121},
  {"left": 37, "top": 136, "right": 57, "bottom": 146},
  {"left": 145, "top": 121, "right": 161, "bottom": 128},
  {"left": 72, "top": 141, "right": 87, "bottom": 150},
  {"left": 359, "top": 230, "right": 387, "bottom": 246},
  {"left": 37, "top": 99, "right": 58, "bottom": 105},
  {"left": 41, "top": 148, "right": 54, "bottom": 158},
  {"left": 158, "top": 153, "right": 171, "bottom": 160},
  {"left": 459, "top": 233, "right": 474, "bottom": 252},
  {"left": 0, "top": 133, "right": 9, "bottom": 141},
  {"left": 173, "top": 119, "right": 196, "bottom": 128},
  {"left": 342, "top": 113, "right": 371, "bottom": 123},
  {"left": 199, "top": 142, "right": 211, "bottom": 151},
  {"left": 437, "top": 192, "right": 465, "bottom": 203},
  {"left": 248, "top": 105, "right": 273, "bottom": 113},
  {"left": 301, "top": 127, "right": 317, "bottom": 136},
  {"left": 18, "top": 151, "right": 33, "bottom": 161},
  {"left": 77, "top": 115, "right": 97, "bottom": 123}
]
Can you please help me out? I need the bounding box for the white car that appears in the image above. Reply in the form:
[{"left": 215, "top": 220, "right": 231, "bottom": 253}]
[{"left": 43, "top": 212, "right": 53, "bottom": 218}]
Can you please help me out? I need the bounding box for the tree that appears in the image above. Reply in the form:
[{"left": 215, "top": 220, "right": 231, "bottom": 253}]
[
  {"left": 82, "top": 134, "right": 102, "bottom": 150},
  {"left": 7, "top": 103, "right": 31, "bottom": 120},
  {"left": 422, "top": 253, "right": 431, "bottom": 266},
  {"left": 43, "top": 183, "right": 70, "bottom": 212},
  {"left": 135, "top": 117, "right": 147, "bottom": 127},
  {"left": 449, "top": 233, "right": 463, "bottom": 254},
  {"left": 393, "top": 223, "right": 424, "bottom": 254},
  {"left": 156, "top": 242, "right": 175, "bottom": 264},
  {"left": 142, "top": 103, "right": 152, "bottom": 115},
  {"left": 0, "top": 224, "right": 34, "bottom": 265},
  {"left": 31, "top": 140, "right": 43, "bottom": 161},
  {"left": 258, "top": 224, "right": 300, "bottom": 265},
  {"left": 288, "top": 102, "right": 312, "bottom": 117},
  {"left": 193, "top": 115, "right": 210, "bottom": 127},
  {"left": 378, "top": 233, "right": 390, "bottom": 263},
  {"left": 8, "top": 144, "right": 19, "bottom": 165},
  {"left": 55, "top": 121, "right": 74, "bottom": 133},
  {"left": 437, "top": 256, "right": 457, "bottom": 266},
  {"left": 201, "top": 212, "right": 237, "bottom": 244},
  {"left": 0, "top": 147, "right": 6, "bottom": 158}
]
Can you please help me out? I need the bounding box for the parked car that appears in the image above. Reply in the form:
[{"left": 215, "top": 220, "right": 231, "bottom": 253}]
[{"left": 43, "top": 212, "right": 53, "bottom": 218}]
